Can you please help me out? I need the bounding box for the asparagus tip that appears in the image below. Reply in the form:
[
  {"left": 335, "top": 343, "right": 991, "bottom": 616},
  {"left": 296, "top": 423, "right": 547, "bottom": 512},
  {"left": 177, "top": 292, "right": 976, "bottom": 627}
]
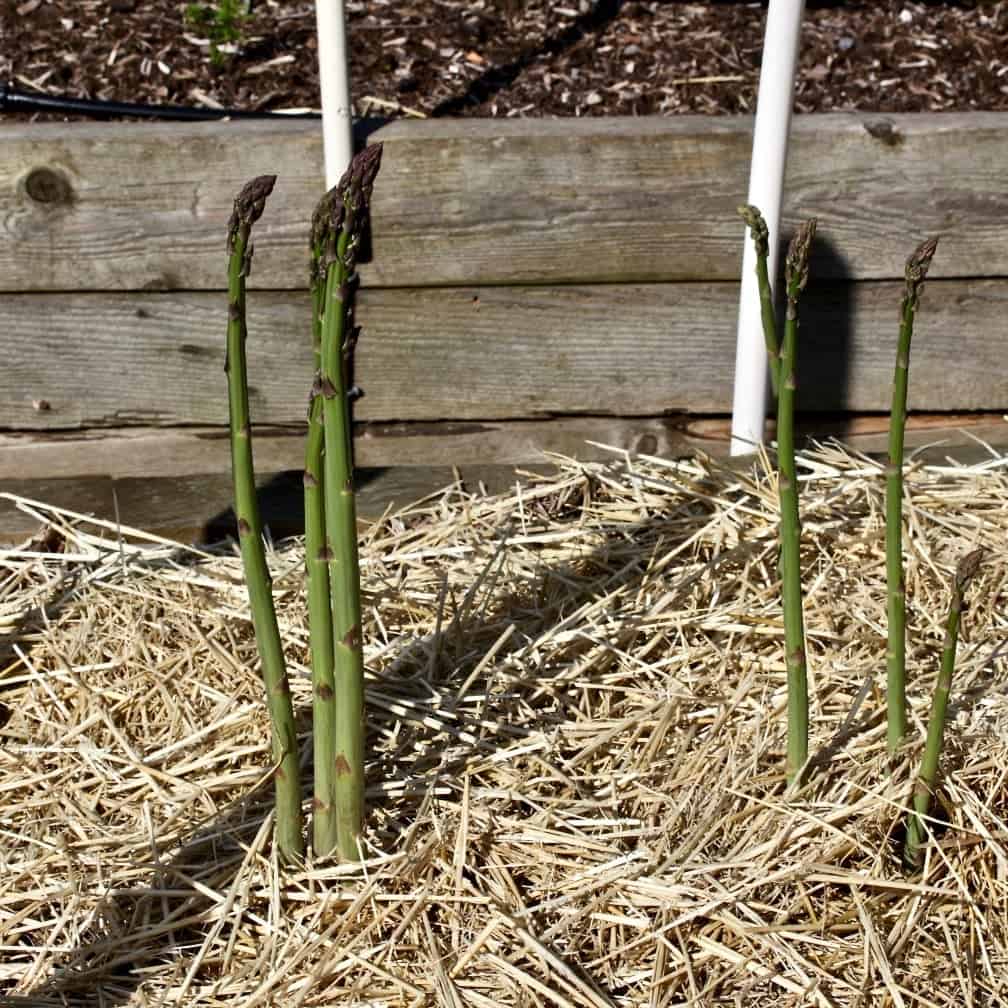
[
  {"left": 784, "top": 218, "right": 818, "bottom": 298},
  {"left": 227, "top": 174, "right": 277, "bottom": 252},
  {"left": 956, "top": 548, "right": 984, "bottom": 594},
  {"left": 906, "top": 235, "right": 939, "bottom": 288},
  {"left": 332, "top": 145, "right": 384, "bottom": 225},
  {"left": 318, "top": 145, "right": 386, "bottom": 271},
  {"left": 310, "top": 187, "right": 337, "bottom": 257},
  {"left": 737, "top": 204, "right": 769, "bottom": 255},
  {"left": 349, "top": 142, "right": 384, "bottom": 198}
]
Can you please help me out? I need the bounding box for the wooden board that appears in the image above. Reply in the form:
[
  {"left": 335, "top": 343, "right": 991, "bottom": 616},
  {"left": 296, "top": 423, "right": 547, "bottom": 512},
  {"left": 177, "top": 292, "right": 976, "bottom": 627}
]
[
  {"left": 0, "top": 417, "right": 701, "bottom": 479},
  {"left": 0, "top": 465, "right": 557, "bottom": 546},
  {"left": 3, "top": 114, "right": 1008, "bottom": 291},
  {"left": 365, "top": 114, "right": 1008, "bottom": 285},
  {"left": 2, "top": 413, "right": 1003, "bottom": 480},
  {"left": 1, "top": 415, "right": 1004, "bottom": 545},
  {"left": 2, "top": 278, "right": 1006, "bottom": 430},
  {"left": 0, "top": 120, "right": 322, "bottom": 293}
]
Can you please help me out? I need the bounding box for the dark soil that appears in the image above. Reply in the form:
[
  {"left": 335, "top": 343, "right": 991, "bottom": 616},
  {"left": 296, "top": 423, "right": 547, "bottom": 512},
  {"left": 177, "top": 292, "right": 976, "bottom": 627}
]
[{"left": 2, "top": 1, "right": 1007, "bottom": 122}]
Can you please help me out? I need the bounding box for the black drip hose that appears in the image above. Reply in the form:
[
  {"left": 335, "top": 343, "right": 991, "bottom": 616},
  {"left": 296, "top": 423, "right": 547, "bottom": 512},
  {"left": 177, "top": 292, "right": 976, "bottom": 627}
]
[{"left": 1, "top": 81, "right": 321, "bottom": 120}]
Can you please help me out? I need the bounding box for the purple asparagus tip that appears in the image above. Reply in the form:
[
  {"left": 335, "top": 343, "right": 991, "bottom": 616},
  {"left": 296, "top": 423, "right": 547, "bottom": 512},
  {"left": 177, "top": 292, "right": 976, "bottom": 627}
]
[
  {"left": 784, "top": 218, "right": 817, "bottom": 301},
  {"left": 228, "top": 174, "right": 276, "bottom": 252}
]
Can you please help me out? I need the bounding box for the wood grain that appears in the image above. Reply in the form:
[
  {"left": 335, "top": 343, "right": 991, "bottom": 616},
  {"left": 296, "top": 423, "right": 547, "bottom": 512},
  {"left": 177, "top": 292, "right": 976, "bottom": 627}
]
[
  {"left": 365, "top": 113, "right": 1008, "bottom": 285},
  {"left": 0, "top": 465, "right": 556, "bottom": 545},
  {"left": 1, "top": 415, "right": 1003, "bottom": 544},
  {"left": 3, "top": 114, "right": 1008, "bottom": 291},
  {"left": 0, "top": 417, "right": 707, "bottom": 483},
  {"left": 0, "top": 119, "right": 322, "bottom": 293},
  {"left": 1, "top": 278, "right": 1005, "bottom": 429}
]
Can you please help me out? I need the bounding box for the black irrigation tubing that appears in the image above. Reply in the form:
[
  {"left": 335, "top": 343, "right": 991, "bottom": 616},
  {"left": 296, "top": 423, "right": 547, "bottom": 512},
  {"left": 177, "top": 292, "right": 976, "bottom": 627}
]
[{"left": 0, "top": 81, "right": 322, "bottom": 120}]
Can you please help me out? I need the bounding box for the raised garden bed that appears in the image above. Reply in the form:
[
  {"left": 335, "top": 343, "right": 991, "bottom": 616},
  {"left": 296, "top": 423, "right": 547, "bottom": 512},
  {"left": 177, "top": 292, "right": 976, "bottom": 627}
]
[
  {"left": 3, "top": 6, "right": 1008, "bottom": 1002},
  {"left": 1, "top": 112, "right": 1007, "bottom": 540}
]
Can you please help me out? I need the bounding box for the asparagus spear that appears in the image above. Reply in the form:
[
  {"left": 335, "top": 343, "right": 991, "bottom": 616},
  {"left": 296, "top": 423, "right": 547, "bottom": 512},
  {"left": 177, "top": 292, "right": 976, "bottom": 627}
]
[
  {"left": 778, "top": 219, "right": 816, "bottom": 787},
  {"left": 226, "top": 174, "right": 304, "bottom": 861},
  {"left": 306, "top": 189, "right": 339, "bottom": 858},
  {"left": 904, "top": 548, "right": 984, "bottom": 869},
  {"left": 318, "top": 144, "right": 383, "bottom": 861},
  {"left": 737, "top": 204, "right": 781, "bottom": 397},
  {"left": 886, "top": 237, "right": 939, "bottom": 755}
]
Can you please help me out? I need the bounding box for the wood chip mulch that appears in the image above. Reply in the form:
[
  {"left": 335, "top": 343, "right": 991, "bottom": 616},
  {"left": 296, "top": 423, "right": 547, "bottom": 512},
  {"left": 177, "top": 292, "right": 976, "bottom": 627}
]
[{"left": 2, "top": 1, "right": 1007, "bottom": 122}]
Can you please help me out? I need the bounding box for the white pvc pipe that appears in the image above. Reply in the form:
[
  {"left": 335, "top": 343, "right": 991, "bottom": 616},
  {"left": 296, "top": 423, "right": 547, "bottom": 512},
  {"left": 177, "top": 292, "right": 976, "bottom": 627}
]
[
  {"left": 315, "top": 0, "right": 354, "bottom": 188},
  {"left": 730, "top": 0, "right": 806, "bottom": 456}
]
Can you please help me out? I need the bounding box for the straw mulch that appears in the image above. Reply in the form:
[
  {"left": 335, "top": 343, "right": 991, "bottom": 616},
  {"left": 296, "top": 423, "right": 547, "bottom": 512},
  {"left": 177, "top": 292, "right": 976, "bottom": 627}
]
[{"left": 1, "top": 442, "right": 1006, "bottom": 1007}]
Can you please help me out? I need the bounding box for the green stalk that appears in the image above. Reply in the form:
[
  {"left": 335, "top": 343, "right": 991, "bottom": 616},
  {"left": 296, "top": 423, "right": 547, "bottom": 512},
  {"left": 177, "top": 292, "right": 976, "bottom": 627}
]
[
  {"left": 886, "top": 237, "right": 939, "bottom": 755},
  {"left": 737, "top": 204, "right": 780, "bottom": 397},
  {"left": 318, "top": 145, "right": 383, "bottom": 861},
  {"left": 778, "top": 219, "right": 816, "bottom": 787},
  {"left": 306, "top": 190, "right": 338, "bottom": 858},
  {"left": 226, "top": 175, "right": 304, "bottom": 861},
  {"left": 904, "top": 548, "right": 984, "bottom": 869}
]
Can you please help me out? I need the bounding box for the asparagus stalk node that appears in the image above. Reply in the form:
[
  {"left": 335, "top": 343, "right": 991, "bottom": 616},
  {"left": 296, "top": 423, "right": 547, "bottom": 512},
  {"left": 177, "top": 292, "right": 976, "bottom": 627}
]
[
  {"left": 313, "top": 144, "right": 383, "bottom": 861},
  {"left": 886, "top": 237, "right": 939, "bottom": 755},
  {"left": 737, "top": 204, "right": 781, "bottom": 398},
  {"left": 778, "top": 219, "right": 817, "bottom": 787},
  {"left": 226, "top": 174, "right": 305, "bottom": 861},
  {"left": 904, "top": 548, "right": 984, "bottom": 869}
]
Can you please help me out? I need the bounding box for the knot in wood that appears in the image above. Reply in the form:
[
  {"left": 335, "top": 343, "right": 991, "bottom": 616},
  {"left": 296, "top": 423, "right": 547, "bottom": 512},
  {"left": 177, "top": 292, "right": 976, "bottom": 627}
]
[{"left": 24, "top": 167, "right": 74, "bottom": 206}]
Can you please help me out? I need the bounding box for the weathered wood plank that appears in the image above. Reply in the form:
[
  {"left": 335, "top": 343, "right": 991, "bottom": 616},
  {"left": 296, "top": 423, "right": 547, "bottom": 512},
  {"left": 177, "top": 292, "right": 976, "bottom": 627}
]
[
  {"left": 3, "top": 114, "right": 1008, "bottom": 291},
  {"left": 1, "top": 279, "right": 1005, "bottom": 429},
  {"left": 0, "top": 120, "right": 322, "bottom": 293},
  {"left": 1, "top": 415, "right": 1003, "bottom": 544},
  {"left": 365, "top": 113, "right": 1008, "bottom": 285},
  {"left": 686, "top": 414, "right": 1008, "bottom": 460},
  {"left": 0, "top": 417, "right": 700, "bottom": 479},
  {"left": 0, "top": 465, "right": 556, "bottom": 546},
  {"left": 2, "top": 413, "right": 1003, "bottom": 483},
  {"left": 0, "top": 291, "right": 313, "bottom": 429}
]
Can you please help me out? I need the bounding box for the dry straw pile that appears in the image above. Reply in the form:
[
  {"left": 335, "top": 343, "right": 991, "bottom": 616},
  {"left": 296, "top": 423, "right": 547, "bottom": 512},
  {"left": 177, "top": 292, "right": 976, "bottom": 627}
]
[{"left": 1, "top": 441, "right": 1006, "bottom": 1007}]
